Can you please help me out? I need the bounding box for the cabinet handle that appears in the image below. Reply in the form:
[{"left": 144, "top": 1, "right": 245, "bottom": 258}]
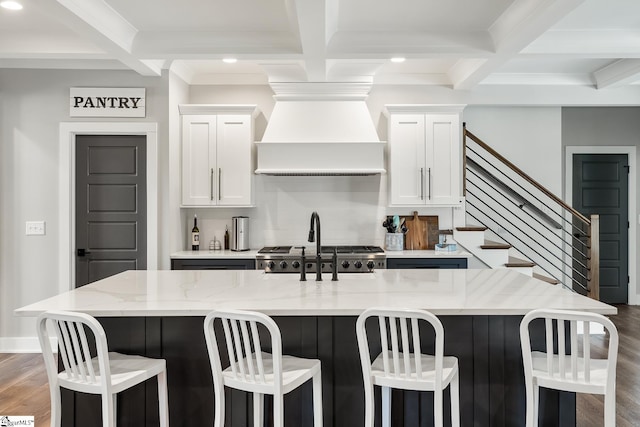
[
  {"left": 428, "top": 168, "right": 432, "bottom": 200},
  {"left": 420, "top": 167, "right": 424, "bottom": 200},
  {"left": 224, "top": 121, "right": 244, "bottom": 125},
  {"left": 399, "top": 121, "right": 419, "bottom": 125},
  {"left": 210, "top": 168, "right": 214, "bottom": 200},
  {"left": 218, "top": 168, "right": 221, "bottom": 201}
]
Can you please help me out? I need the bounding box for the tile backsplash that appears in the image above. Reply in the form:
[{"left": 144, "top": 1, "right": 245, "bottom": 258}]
[{"left": 184, "top": 175, "right": 464, "bottom": 250}]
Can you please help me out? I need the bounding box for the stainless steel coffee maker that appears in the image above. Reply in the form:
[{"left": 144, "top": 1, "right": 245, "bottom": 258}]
[{"left": 230, "top": 216, "right": 250, "bottom": 251}]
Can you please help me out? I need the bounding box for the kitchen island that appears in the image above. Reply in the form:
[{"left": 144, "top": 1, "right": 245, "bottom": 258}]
[{"left": 16, "top": 269, "right": 614, "bottom": 427}]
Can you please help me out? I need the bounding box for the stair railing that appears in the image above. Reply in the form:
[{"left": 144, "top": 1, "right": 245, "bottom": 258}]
[{"left": 463, "top": 124, "right": 600, "bottom": 300}]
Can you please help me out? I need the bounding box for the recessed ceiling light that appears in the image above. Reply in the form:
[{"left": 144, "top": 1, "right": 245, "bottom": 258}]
[
  {"left": 0, "top": 1, "right": 23, "bottom": 10},
  {"left": 222, "top": 58, "right": 237, "bottom": 64},
  {"left": 390, "top": 57, "right": 406, "bottom": 63}
]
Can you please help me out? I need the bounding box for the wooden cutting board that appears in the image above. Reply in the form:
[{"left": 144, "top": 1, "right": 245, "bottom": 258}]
[{"left": 401, "top": 211, "right": 439, "bottom": 250}]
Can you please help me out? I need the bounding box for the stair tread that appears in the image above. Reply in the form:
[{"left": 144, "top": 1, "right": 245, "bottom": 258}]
[
  {"left": 533, "top": 273, "right": 560, "bottom": 285},
  {"left": 438, "top": 229, "right": 454, "bottom": 235},
  {"left": 505, "top": 256, "right": 535, "bottom": 268},
  {"left": 456, "top": 226, "right": 487, "bottom": 232},
  {"left": 481, "top": 240, "right": 511, "bottom": 250}
]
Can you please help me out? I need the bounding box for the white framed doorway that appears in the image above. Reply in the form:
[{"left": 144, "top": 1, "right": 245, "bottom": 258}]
[
  {"left": 565, "top": 145, "right": 637, "bottom": 304},
  {"left": 59, "top": 122, "right": 158, "bottom": 293}
]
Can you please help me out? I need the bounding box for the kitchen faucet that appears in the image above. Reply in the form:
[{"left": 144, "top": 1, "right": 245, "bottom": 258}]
[{"left": 308, "top": 211, "right": 322, "bottom": 281}]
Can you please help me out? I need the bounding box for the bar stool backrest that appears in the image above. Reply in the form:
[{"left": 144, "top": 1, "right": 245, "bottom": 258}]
[
  {"left": 37, "top": 310, "right": 111, "bottom": 393},
  {"left": 356, "top": 307, "right": 444, "bottom": 388},
  {"left": 204, "top": 310, "right": 283, "bottom": 392},
  {"left": 520, "top": 308, "right": 618, "bottom": 389}
]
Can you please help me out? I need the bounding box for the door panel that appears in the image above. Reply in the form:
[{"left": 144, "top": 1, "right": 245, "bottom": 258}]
[
  {"left": 76, "top": 135, "right": 147, "bottom": 287},
  {"left": 572, "top": 154, "right": 628, "bottom": 303},
  {"left": 426, "top": 114, "right": 461, "bottom": 204},
  {"left": 181, "top": 115, "right": 217, "bottom": 205},
  {"left": 389, "top": 114, "right": 426, "bottom": 205},
  {"left": 217, "top": 115, "right": 252, "bottom": 205}
]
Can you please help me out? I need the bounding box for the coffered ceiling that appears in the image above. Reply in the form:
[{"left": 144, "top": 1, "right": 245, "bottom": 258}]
[{"left": 2, "top": 0, "right": 640, "bottom": 90}]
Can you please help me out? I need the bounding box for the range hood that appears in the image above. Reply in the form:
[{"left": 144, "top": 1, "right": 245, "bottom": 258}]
[{"left": 255, "top": 83, "right": 386, "bottom": 176}]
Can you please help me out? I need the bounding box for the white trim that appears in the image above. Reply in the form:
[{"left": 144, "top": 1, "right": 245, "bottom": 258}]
[
  {"left": 565, "top": 146, "right": 637, "bottom": 305},
  {"left": 178, "top": 104, "right": 258, "bottom": 116},
  {"left": 0, "top": 336, "right": 54, "bottom": 353},
  {"left": 59, "top": 122, "right": 158, "bottom": 294}
]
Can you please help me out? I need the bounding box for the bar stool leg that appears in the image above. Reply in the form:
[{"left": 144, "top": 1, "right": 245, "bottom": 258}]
[
  {"left": 451, "top": 371, "right": 460, "bottom": 427},
  {"left": 434, "top": 388, "right": 443, "bottom": 427},
  {"left": 312, "top": 371, "right": 323, "bottom": 427},
  {"left": 363, "top": 382, "right": 374, "bottom": 427},
  {"left": 213, "top": 385, "right": 225, "bottom": 427},
  {"left": 158, "top": 370, "right": 169, "bottom": 427},
  {"left": 253, "top": 393, "right": 264, "bottom": 427},
  {"left": 382, "top": 386, "right": 391, "bottom": 427},
  {"left": 273, "top": 394, "right": 284, "bottom": 427},
  {"left": 604, "top": 392, "right": 615, "bottom": 427},
  {"left": 101, "top": 393, "right": 115, "bottom": 427}
]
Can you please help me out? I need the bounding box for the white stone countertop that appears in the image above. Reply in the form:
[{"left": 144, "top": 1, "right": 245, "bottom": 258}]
[
  {"left": 171, "top": 250, "right": 259, "bottom": 259},
  {"left": 15, "top": 269, "right": 615, "bottom": 317},
  {"left": 384, "top": 250, "right": 471, "bottom": 258},
  {"left": 170, "top": 249, "right": 470, "bottom": 259}
]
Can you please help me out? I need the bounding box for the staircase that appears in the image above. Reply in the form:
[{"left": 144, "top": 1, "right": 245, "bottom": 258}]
[
  {"left": 459, "top": 125, "right": 599, "bottom": 299},
  {"left": 453, "top": 226, "right": 558, "bottom": 284}
]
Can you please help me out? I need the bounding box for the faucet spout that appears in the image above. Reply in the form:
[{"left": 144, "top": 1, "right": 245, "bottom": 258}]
[{"left": 308, "top": 212, "right": 322, "bottom": 281}]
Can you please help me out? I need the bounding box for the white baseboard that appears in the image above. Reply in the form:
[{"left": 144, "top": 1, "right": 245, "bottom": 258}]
[{"left": 0, "top": 337, "right": 46, "bottom": 353}]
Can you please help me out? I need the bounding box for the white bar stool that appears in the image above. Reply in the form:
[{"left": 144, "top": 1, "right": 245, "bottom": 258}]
[
  {"left": 36, "top": 310, "right": 169, "bottom": 427},
  {"left": 203, "top": 309, "right": 322, "bottom": 427},
  {"left": 520, "top": 308, "right": 618, "bottom": 427},
  {"left": 356, "top": 307, "right": 460, "bottom": 427}
]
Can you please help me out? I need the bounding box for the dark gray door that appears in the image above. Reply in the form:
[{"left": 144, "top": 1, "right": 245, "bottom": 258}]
[
  {"left": 573, "top": 154, "right": 628, "bottom": 303},
  {"left": 75, "top": 135, "right": 147, "bottom": 287}
]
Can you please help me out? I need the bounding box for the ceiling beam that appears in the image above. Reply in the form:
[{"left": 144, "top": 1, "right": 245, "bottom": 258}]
[
  {"left": 594, "top": 59, "right": 640, "bottom": 89},
  {"left": 34, "top": 0, "right": 161, "bottom": 76},
  {"left": 451, "top": 0, "right": 586, "bottom": 90},
  {"left": 523, "top": 30, "right": 640, "bottom": 57},
  {"left": 284, "top": 0, "right": 329, "bottom": 81}
]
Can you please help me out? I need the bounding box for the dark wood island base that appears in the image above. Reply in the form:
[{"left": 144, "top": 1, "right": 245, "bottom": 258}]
[{"left": 62, "top": 315, "right": 573, "bottom": 427}]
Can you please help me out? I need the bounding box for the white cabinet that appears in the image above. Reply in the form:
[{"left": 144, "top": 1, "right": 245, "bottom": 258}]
[
  {"left": 180, "top": 105, "right": 257, "bottom": 207},
  {"left": 385, "top": 105, "right": 465, "bottom": 206}
]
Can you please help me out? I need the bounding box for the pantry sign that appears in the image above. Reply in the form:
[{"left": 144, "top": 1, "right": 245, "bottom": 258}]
[{"left": 70, "top": 87, "right": 146, "bottom": 117}]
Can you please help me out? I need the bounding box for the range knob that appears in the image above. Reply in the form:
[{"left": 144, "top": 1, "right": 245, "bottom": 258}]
[
  {"left": 367, "top": 260, "right": 375, "bottom": 269},
  {"left": 341, "top": 260, "right": 350, "bottom": 268},
  {"left": 279, "top": 260, "right": 288, "bottom": 269},
  {"left": 266, "top": 261, "right": 275, "bottom": 269},
  {"left": 292, "top": 260, "right": 300, "bottom": 269},
  {"left": 354, "top": 260, "right": 363, "bottom": 269}
]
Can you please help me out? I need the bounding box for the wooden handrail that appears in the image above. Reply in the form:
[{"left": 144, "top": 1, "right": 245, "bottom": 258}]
[
  {"left": 463, "top": 124, "right": 600, "bottom": 301},
  {"left": 463, "top": 125, "right": 591, "bottom": 225},
  {"left": 588, "top": 215, "right": 600, "bottom": 300}
]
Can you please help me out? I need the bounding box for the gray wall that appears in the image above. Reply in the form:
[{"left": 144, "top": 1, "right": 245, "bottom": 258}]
[
  {"left": 563, "top": 107, "right": 640, "bottom": 301},
  {"left": 0, "top": 69, "right": 170, "bottom": 343},
  {"left": 2, "top": 74, "right": 638, "bottom": 346}
]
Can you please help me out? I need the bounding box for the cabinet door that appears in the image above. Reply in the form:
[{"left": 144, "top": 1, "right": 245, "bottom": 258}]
[
  {"left": 389, "top": 114, "right": 426, "bottom": 205},
  {"left": 217, "top": 115, "right": 253, "bottom": 206},
  {"left": 182, "top": 115, "right": 217, "bottom": 206},
  {"left": 426, "top": 114, "right": 461, "bottom": 205}
]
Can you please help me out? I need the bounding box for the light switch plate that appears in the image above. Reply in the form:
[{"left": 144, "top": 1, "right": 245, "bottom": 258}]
[{"left": 26, "top": 221, "right": 46, "bottom": 235}]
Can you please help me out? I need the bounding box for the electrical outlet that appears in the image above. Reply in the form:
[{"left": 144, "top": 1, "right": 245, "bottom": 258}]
[{"left": 26, "top": 221, "right": 46, "bottom": 236}]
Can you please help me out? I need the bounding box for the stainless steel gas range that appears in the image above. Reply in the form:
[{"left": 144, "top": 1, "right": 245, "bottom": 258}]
[{"left": 256, "top": 245, "right": 386, "bottom": 273}]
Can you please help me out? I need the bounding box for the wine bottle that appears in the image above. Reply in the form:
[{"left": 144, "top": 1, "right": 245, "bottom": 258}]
[
  {"left": 224, "top": 226, "right": 229, "bottom": 250},
  {"left": 191, "top": 214, "right": 200, "bottom": 251}
]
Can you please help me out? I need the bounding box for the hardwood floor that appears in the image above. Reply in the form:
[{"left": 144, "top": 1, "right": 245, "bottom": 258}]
[
  {"left": 0, "top": 352, "right": 51, "bottom": 426},
  {"left": 1, "top": 305, "right": 638, "bottom": 426},
  {"left": 576, "top": 304, "right": 640, "bottom": 427}
]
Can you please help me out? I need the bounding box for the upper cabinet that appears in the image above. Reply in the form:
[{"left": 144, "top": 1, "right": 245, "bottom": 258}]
[
  {"left": 385, "top": 105, "right": 465, "bottom": 206},
  {"left": 179, "top": 105, "right": 258, "bottom": 207}
]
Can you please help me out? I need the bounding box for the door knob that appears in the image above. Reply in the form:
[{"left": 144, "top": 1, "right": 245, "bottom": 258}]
[{"left": 77, "top": 248, "right": 91, "bottom": 257}]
